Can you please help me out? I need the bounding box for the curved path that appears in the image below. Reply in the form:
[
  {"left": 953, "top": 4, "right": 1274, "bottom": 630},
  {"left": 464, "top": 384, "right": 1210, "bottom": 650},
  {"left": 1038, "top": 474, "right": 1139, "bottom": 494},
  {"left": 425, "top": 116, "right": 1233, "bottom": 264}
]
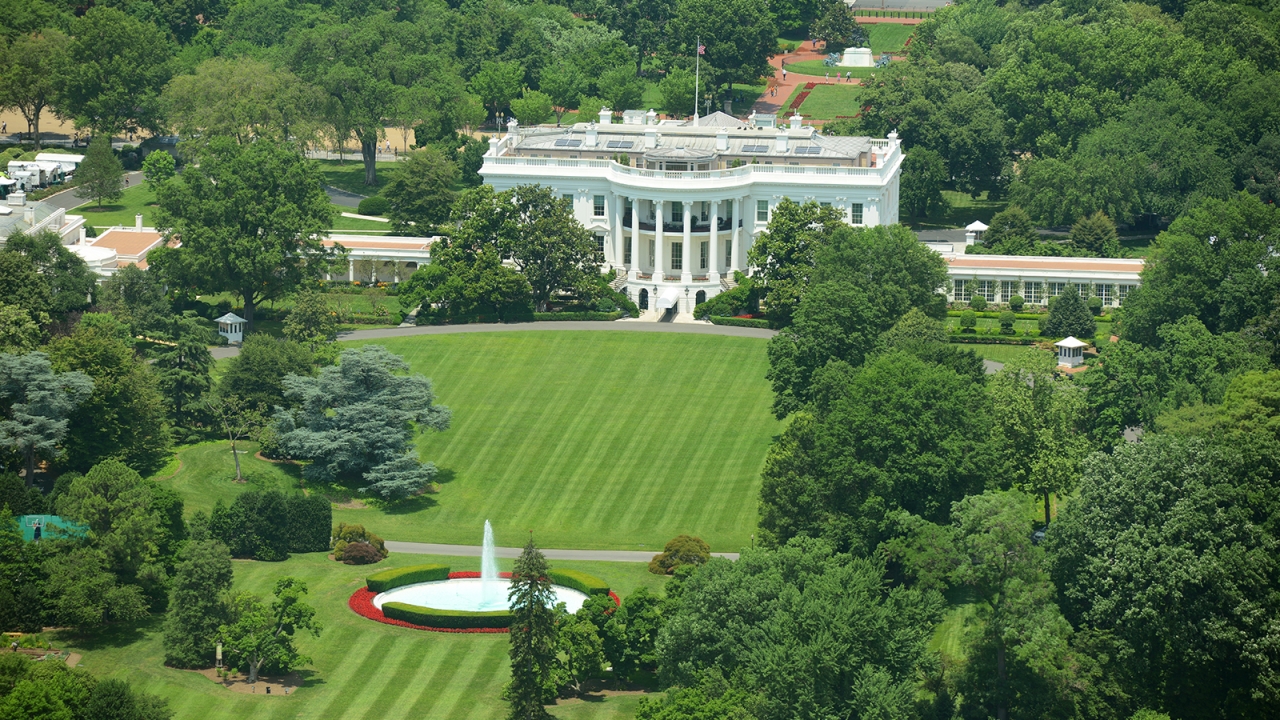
[
  {"left": 385, "top": 540, "right": 740, "bottom": 563},
  {"left": 210, "top": 320, "right": 777, "bottom": 359}
]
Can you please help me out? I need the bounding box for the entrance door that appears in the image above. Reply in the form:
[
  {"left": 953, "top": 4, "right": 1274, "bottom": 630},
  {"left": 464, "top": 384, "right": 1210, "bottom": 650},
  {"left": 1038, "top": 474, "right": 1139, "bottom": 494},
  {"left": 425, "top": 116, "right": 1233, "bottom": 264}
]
[{"left": 639, "top": 288, "right": 649, "bottom": 310}]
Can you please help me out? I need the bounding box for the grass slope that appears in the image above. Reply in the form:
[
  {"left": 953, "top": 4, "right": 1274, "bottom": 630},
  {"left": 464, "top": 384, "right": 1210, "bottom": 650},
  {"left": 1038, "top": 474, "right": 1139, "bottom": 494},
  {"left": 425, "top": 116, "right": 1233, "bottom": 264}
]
[
  {"left": 52, "top": 552, "right": 663, "bottom": 720},
  {"left": 866, "top": 23, "right": 915, "bottom": 54},
  {"left": 796, "top": 84, "right": 864, "bottom": 119},
  {"left": 328, "top": 331, "right": 778, "bottom": 552},
  {"left": 74, "top": 183, "right": 157, "bottom": 229}
]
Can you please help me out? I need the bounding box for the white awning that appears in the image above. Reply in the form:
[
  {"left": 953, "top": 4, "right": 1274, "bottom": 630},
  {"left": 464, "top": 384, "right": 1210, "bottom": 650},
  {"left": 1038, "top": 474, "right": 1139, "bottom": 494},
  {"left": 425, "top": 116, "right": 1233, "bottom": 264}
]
[
  {"left": 656, "top": 287, "right": 681, "bottom": 310},
  {"left": 966, "top": 220, "right": 989, "bottom": 231}
]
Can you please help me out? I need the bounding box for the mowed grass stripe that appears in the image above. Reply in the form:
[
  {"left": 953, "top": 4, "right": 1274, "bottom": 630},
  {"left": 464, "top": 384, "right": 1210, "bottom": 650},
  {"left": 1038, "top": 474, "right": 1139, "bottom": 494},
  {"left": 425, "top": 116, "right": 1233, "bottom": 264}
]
[
  {"left": 313, "top": 635, "right": 397, "bottom": 719},
  {"left": 399, "top": 639, "right": 485, "bottom": 718},
  {"left": 440, "top": 639, "right": 510, "bottom": 720},
  {"left": 335, "top": 332, "right": 778, "bottom": 550},
  {"left": 354, "top": 637, "right": 438, "bottom": 720}
]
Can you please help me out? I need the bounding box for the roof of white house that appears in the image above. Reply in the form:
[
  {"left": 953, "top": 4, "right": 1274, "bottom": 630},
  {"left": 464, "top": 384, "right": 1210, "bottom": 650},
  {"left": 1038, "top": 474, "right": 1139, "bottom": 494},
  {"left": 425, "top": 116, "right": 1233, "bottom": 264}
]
[
  {"left": 1055, "top": 336, "right": 1089, "bottom": 348},
  {"left": 215, "top": 313, "right": 246, "bottom": 324},
  {"left": 683, "top": 111, "right": 750, "bottom": 129},
  {"left": 966, "top": 220, "right": 989, "bottom": 231}
]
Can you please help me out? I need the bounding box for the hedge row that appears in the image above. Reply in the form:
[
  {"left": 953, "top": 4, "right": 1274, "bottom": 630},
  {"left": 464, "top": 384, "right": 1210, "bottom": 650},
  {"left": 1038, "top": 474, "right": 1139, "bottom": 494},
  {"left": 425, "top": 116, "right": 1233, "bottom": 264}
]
[
  {"left": 532, "top": 311, "right": 625, "bottom": 321},
  {"left": 366, "top": 564, "right": 450, "bottom": 593},
  {"left": 946, "top": 309, "right": 1115, "bottom": 323},
  {"left": 547, "top": 569, "right": 610, "bottom": 596},
  {"left": 949, "top": 336, "right": 1043, "bottom": 346},
  {"left": 708, "top": 316, "right": 771, "bottom": 329},
  {"left": 382, "top": 602, "right": 513, "bottom": 629}
]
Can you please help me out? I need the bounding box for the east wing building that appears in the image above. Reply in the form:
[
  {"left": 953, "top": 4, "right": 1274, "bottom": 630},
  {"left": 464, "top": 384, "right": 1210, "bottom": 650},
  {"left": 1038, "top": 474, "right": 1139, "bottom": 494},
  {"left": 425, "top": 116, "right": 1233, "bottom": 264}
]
[{"left": 480, "top": 109, "right": 903, "bottom": 314}]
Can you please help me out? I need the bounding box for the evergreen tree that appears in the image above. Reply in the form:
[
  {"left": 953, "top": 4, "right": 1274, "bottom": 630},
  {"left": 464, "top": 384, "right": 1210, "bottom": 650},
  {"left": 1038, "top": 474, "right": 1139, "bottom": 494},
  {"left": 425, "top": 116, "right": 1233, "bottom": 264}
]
[
  {"left": 507, "top": 538, "right": 557, "bottom": 720},
  {"left": 151, "top": 313, "right": 215, "bottom": 431},
  {"left": 77, "top": 136, "right": 124, "bottom": 209},
  {"left": 163, "top": 539, "right": 232, "bottom": 668},
  {"left": 1069, "top": 211, "right": 1120, "bottom": 257},
  {"left": 0, "top": 352, "right": 93, "bottom": 484},
  {"left": 1041, "top": 290, "right": 1097, "bottom": 339}
]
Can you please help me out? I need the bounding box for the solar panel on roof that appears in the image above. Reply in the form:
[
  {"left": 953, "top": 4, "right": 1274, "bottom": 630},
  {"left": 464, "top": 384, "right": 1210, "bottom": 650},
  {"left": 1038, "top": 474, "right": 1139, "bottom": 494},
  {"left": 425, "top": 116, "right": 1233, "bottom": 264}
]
[
  {"left": 794, "top": 146, "right": 822, "bottom": 155},
  {"left": 741, "top": 144, "right": 768, "bottom": 153},
  {"left": 553, "top": 139, "right": 582, "bottom": 147},
  {"left": 605, "top": 140, "right": 634, "bottom": 149}
]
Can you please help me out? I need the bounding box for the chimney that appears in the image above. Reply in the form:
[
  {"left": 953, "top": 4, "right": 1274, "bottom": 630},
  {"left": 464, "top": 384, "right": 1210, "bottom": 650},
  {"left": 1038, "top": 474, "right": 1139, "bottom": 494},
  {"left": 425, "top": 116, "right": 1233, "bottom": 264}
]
[
  {"left": 79, "top": 226, "right": 87, "bottom": 244},
  {"left": 488, "top": 136, "right": 500, "bottom": 155},
  {"left": 506, "top": 117, "right": 519, "bottom": 137},
  {"left": 586, "top": 123, "right": 598, "bottom": 147},
  {"left": 775, "top": 129, "right": 788, "bottom": 153},
  {"left": 24, "top": 208, "right": 35, "bottom": 225},
  {"left": 6, "top": 191, "right": 24, "bottom": 207},
  {"left": 646, "top": 109, "right": 658, "bottom": 126},
  {"left": 888, "top": 129, "right": 900, "bottom": 147},
  {"left": 748, "top": 111, "right": 758, "bottom": 128},
  {"left": 135, "top": 213, "right": 144, "bottom": 232},
  {"left": 716, "top": 129, "right": 728, "bottom": 152},
  {"left": 598, "top": 107, "right": 612, "bottom": 125},
  {"left": 871, "top": 153, "right": 878, "bottom": 167},
  {"left": 790, "top": 113, "right": 803, "bottom": 130},
  {"left": 645, "top": 127, "right": 658, "bottom": 149}
]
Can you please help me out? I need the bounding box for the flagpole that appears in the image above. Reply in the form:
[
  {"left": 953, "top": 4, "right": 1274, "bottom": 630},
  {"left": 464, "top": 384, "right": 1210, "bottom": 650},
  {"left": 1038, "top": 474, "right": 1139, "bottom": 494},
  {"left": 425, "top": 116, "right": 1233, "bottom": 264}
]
[{"left": 694, "top": 36, "right": 700, "bottom": 121}]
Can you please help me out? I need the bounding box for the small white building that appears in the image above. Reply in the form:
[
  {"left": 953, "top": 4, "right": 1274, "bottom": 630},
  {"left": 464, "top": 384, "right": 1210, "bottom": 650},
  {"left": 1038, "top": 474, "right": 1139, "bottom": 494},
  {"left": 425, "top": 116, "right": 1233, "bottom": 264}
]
[
  {"left": 215, "top": 313, "right": 246, "bottom": 344},
  {"left": 1055, "top": 336, "right": 1088, "bottom": 367},
  {"left": 943, "top": 255, "right": 1143, "bottom": 308},
  {"left": 964, "top": 220, "right": 988, "bottom": 246}
]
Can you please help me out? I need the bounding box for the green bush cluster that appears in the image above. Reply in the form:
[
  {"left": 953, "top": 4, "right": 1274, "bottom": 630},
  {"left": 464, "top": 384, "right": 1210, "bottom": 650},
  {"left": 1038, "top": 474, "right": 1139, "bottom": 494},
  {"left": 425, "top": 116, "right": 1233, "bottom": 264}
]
[
  {"left": 331, "top": 522, "right": 388, "bottom": 564},
  {"left": 532, "top": 311, "right": 624, "bottom": 321},
  {"left": 547, "top": 569, "right": 610, "bottom": 596},
  {"left": 356, "top": 195, "right": 390, "bottom": 216},
  {"left": 209, "top": 490, "right": 331, "bottom": 561},
  {"left": 365, "top": 564, "right": 450, "bottom": 593},
  {"left": 948, "top": 335, "right": 1040, "bottom": 346},
  {"left": 382, "top": 602, "right": 513, "bottom": 628},
  {"left": 709, "top": 316, "right": 771, "bottom": 329}
]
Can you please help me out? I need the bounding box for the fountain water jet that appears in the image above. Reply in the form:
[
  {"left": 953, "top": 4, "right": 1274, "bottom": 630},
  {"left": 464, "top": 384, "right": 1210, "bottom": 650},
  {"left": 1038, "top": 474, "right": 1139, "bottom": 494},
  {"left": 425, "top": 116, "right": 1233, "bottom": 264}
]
[{"left": 481, "top": 520, "right": 498, "bottom": 607}]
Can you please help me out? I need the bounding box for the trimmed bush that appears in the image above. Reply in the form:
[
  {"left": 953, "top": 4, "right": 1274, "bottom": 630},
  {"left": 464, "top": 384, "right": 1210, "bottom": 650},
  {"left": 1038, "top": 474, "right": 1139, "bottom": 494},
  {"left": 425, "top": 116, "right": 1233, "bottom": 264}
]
[
  {"left": 357, "top": 195, "right": 389, "bottom": 216},
  {"left": 999, "top": 310, "right": 1017, "bottom": 335},
  {"left": 366, "top": 564, "right": 450, "bottom": 593},
  {"left": 332, "top": 522, "right": 388, "bottom": 562},
  {"left": 1008, "top": 295, "right": 1025, "bottom": 311},
  {"left": 340, "top": 541, "right": 384, "bottom": 565},
  {"left": 382, "top": 602, "right": 513, "bottom": 629},
  {"left": 709, "top": 316, "right": 771, "bottom": 329},
  {"left": 960, "top": 309, "right": 978, "bottom": 332},
  {"left": 648, "top": 535, "right": 711, "bottom": 575},
  {"left": 547, "top": 569, "right": 610, "bottom": 596},
  {"left": 969, "top": 295, "right": 987, "bottom": 311},
  {"left": 1088, "top": 295, "right": 1104, "bottom": 315},
  {"left": 532, "top": 311, "right": 624, "bottom": 321},
  {"left": 286, "top": 494, "right": 331, "bottom": 553}
]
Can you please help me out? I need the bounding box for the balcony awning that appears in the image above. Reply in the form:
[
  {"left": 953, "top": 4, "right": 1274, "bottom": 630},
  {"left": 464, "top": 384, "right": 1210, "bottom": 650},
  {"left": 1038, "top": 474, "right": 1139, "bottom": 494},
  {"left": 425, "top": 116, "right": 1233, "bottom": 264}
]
[{"left": 656, "top": 287, "right": 681, "bottom": 310}]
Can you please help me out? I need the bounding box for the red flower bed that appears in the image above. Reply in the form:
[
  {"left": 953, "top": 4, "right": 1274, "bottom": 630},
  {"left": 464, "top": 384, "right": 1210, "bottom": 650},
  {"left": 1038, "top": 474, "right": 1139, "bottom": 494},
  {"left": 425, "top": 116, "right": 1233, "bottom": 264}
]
[
  {"left": 349, "top": 571, "right": 620, "bottom": 633},
  {"left": 804, "top": 81, "right": 817, "bottom": 90},
  {"left": 789, "top": 91, "right": 810, "bottom": 110}
]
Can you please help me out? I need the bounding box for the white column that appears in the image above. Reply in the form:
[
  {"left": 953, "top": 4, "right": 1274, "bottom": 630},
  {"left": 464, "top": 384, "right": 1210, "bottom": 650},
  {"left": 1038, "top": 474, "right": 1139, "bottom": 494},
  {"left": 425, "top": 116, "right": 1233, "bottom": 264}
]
[
  {"left": 681, "top": 201, "right": 693, "bottom": 283},
  {"left": 611, "top": 192, "right": 622, "bottom": 268},
  {"left": 348, "top": 258, "right": 354, "bottom": 282},
  {"left": 709, "top": 200, "right": 721, "bottom": 283},
  {"left": 730, "top": 198, "right": 742, "bottom": 274},
  {"left": 654, "top": 200, "right": 665, "bottom": 280},
  {"left": 629, "top": 197, "right": 640, "bottom": 280},
  {"left": 371, "top": 259, "right": 377, "bottom": 284}
]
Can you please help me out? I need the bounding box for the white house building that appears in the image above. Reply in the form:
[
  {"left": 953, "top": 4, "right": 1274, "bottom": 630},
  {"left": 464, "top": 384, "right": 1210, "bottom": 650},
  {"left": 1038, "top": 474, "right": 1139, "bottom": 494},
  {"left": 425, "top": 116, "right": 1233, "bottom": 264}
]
[
  {"left": 942, "top": 254, "right": 1144, "bottom": 308},
  {"left": 480, "top": 108, "right": 902, "bottom": 314}
]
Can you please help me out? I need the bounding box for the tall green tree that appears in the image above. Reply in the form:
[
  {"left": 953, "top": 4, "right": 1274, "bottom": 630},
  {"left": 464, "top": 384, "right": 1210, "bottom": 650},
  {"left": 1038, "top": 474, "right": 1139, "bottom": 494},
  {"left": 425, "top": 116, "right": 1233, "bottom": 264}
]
[
  {"left": 161, "top": 57, "right": 322, "bottom": 145},
  {"left": 598, "top": 0, "right": 675, "bottom": 76},
  {"left": 746, "top": 199, "right": 845, "bottom": 327},
  {"left": 217, "top": 334, "right": 315, "bottom": 409},
  {"left": 666, "top": 0, "right": 776, "bottom": 98},
  {"left": 507, "top": 539, "right": 557, "bottom": 720},
  {"left": 96, "top": 265, "right": 169, "bottom": 338},
  {"left": 3, "top": 230, "right": 95, "bottom": 316},
  {"left": 1069, "top": 211, "right": 1120, "bottom": 257},
  {"left": 57, "top": 7, "right": 173, "bottom": 136},
  {"left": 162, "top": 539, "right": 232, "bottom": 668},
  {"left": 76, "top": 136, "right": 124, "bottom": 210},
  {"left": 500, "top": 185, "right": 599, "bottom": 312},
  {"left": 900, "top": 147, "right": 948, "bottom": 218},
  {"left": 0, "top": 508, "right": 45, "bottom": 632},
  {"left": 0, "top": 29, "right": 68, "bottom": 150},
  {"left": 509, "top": 89, "right": 554, "bottom": 126},
  {"left": 381, "top": 147, "right": 458, "bottom": 234},
  {"left": 151, "top": 313, "right": 215, "bottom": 431},
  {"left": 140, "top": 150, "right": 175, "bottom": 193},
  {"left": 282, "top": 289, "right": 339, "bottom": 347},
  {"left": 273, "top": 345, "right": 451, "bottom": 499},
  {"left": 0, "top": 352, "right": 93, "bottom": 483},
  {"left": 219, "top": 577, "right": 321, "bottom": 684},
  {"left": 1041, "top": 290, "right": 1096, "bottom": 339},
  {"left": 56, "top": 459, "right": 162, "bottom": 586},
  {"left": 149, "top": 138, "right": 337, "bottom": 332},
  {"left": 470, "top": 60, "right": 526, "bottom": 121}
]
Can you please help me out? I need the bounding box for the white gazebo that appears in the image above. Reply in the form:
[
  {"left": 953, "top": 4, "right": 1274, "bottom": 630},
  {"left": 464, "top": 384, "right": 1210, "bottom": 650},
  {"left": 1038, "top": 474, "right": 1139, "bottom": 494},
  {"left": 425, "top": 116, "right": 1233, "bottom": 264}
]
[
  {"left": 965, "top": 220, "right": 989, "bottom": 246},
  {"left": 1054, "top": 336, "right": 1088, "bottom": 367},
  {"left": 215, "top": 313, "right": 246, "bottom": 344}
]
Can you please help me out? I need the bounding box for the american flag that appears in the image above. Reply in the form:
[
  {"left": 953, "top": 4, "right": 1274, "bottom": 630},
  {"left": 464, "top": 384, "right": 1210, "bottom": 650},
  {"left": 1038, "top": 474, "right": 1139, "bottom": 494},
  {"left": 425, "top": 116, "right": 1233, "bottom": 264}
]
[{"left": 697, "top": 44, "right": 705, "bottom": 55}]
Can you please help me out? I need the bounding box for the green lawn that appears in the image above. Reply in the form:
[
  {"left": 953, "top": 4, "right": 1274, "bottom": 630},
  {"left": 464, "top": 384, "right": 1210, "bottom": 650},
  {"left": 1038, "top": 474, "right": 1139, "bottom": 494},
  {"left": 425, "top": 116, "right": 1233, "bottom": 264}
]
[
  {"left": 955, "top": 343, "right": 1053, "bottom": 364},
  {"left": 51, "top": 551, "right": 663, "bottom": 720},
  {"left": 275, "top": 331, "right": 776, "bottom": 552},
  {"left": 867, "top": 23, "right": 915, "bottom": 54},
  {"left": 911, "top": 190, "right": 1008, "bottom": 230},
  {"left": 781, "top": 61, "right": 878, "bottom": 78},
  {"left": 795, "top": 84, "right": 863, "bottom": 120},
  {"left": 330, "top": 212, "right": 395, "bottom": 233},
  {"left": 75, "top": 183, "right": 158, "bottom": 229},
  {"left": 315, "top": 158, "right": 398, "bottom": 197}
]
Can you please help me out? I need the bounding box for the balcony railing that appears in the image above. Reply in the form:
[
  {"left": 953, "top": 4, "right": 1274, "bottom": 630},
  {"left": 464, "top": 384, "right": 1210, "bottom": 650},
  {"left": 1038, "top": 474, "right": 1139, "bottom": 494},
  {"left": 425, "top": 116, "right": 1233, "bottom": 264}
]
[
  {"left": 622, "top": 212, "right": 738, "bottom": 232},
  {"left": 486, "top": 152, "right": 896, "bottom": 180}
]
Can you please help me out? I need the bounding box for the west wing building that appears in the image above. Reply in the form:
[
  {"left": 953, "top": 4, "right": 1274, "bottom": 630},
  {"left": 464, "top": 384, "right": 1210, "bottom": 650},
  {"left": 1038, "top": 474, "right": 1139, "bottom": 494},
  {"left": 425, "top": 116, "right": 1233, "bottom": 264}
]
[{"left": 480, "top": 109, "right": 903, "bottom": 314}]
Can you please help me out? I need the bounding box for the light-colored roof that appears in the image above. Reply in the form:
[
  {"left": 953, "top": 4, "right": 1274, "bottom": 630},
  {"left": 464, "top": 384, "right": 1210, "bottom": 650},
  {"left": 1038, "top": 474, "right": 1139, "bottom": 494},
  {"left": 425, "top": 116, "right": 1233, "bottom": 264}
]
[
  {"left": 324, "top": 238, "right": 434, "bottom": 251},
  {"left": 683, "top": 112, "right": 749, "bottom": 129},
  {"left": 35, "top": 153, "right": 84, "bottom": 165},
  {"left": 514, "top": 125, "right": 874, "bottom": 162},
  {"left": 965, "top": 220, "right": 989, "bottom": 231},
  {"left": 215, "top": 313, "right": 246, "bottom": 324},
  {"left": 69, "top": 245, "right": 117, "bottom": 262},
  {"left": 1055, "top": 336, "right": 1089, "bottom": 348},
  {"left": 90, "top": 228, "right": 165, "bottom": 258},
  {"left": 947, "top": 256, "right": 1144, "bottom": 273}
]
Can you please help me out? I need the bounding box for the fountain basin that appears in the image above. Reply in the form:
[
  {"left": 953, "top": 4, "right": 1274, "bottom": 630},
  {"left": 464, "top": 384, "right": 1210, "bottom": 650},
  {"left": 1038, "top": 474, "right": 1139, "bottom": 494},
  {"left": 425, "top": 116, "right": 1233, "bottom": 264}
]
[{"left": 373, "top": 577, "right": 590, "bottom": 614}]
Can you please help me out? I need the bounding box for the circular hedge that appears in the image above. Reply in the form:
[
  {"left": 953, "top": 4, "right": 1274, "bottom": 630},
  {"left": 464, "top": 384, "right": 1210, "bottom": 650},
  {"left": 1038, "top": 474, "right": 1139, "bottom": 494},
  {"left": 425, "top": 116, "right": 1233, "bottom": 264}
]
[{"left": 349, "top": 564, "right": 619, "bottom": 633}]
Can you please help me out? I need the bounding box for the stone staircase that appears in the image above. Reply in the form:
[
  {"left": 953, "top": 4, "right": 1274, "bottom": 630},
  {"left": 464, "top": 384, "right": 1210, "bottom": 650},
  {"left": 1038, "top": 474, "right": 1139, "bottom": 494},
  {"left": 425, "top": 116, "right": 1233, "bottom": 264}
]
[
  {"left": 720, "top": 274, "right": 738, "bottom": 292},
  {"left": 608, "top": 268, "right": 628, "bottom": 292}
]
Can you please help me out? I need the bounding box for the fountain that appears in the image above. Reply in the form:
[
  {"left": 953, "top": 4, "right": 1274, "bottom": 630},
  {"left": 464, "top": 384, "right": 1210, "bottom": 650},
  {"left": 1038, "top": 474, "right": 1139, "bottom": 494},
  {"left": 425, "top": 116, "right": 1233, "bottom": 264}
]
[{"left": 369, "top": 522, "right": 591, "bottom": 614}]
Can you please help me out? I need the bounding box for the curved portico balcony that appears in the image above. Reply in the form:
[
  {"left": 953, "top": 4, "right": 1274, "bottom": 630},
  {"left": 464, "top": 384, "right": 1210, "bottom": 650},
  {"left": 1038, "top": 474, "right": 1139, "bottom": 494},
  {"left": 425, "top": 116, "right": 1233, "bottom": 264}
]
[{"left": 622, "top": 210, "right": 739, "bottom": 233}]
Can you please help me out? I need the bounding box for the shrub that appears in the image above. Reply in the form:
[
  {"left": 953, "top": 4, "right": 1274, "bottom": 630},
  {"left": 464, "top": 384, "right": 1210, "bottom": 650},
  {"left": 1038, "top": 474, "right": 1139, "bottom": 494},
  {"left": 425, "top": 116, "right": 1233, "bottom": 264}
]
[
  {"left": 969, "top": 295, "right": 987, "bottom": 311},
  {"left": 332, "top": 522, "right": 388, "bottom": 562},
  {"left": 999, "top": 310, "right": 1017, "bottom": 335},
  {"left": 547, "top": 569, "right": 610, "bottom": 596},
  {"left": 648, "top": 535, "right": 711, "bottom": 575},
  {"left": 532, "top": 311, "right": 623, "bottom": 321},
  {"left": 1008, "top": 295, "right": 1025, "bottom": 311},
  {"left": 1087, "top": 295, "right": 1103, "bottom": 315},
  {"left": 1041, "top": 290, "right": 1097, "bottom": 339},
  {"left": 341, "top": 541, "right": 384, "bottom": 565},
  {"left": 209, "top": 489, "right": 290, "bottom": 561},
  {"left": 382, "top": 602, "right": 512, "bottom": 629},
  {"left": 366, "top": 564, "right": 450, "bottom": 593},
  {"left": 960, "top": 309, "right": 978, "bottom": 332},
  {"left": 286, "top": 494, "right": 331, "bottom": 553},
  {"left": 709, "top": 316, "right": 771, "bottom": 329},
  {"left": 357, "top": 195, "right": 390, "bottom": 216}
]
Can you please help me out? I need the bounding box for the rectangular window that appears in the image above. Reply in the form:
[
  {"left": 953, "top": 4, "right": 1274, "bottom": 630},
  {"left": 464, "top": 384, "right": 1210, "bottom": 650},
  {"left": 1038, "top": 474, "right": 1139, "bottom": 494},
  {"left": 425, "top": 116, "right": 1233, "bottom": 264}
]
[
  {"left": 562, "top": 194, "right": 574, "bottom": 208},
  {"left": 1048, "top": 282, "right": 1066, "bottom": 298},
  {"left": 624, "top": 242, "right": 632, "bottom": 265},
  {"left": 594, "top": 234, "right": 605, "bottom": 255},
  {"left": 1024, "top": 282, "right": 1043, "bottom": 304},
  {"left": 593, "top": 195, "right": 605, "bottom": 217},
  {"left": 1000, "top": 281, "right": 1019, "bottom": 302},
  {"left": 757, "top": 200, "right": 769, "bottom": 222},
  {"left": 850, "top": 203, "right": 863, "bottom": 225},
  {"left": 672, "top": 201, "right": 683, "bottom": 222},
  {"left": 648, "top": 239, "right": 655, "bottom": 266},
  {"left": 820, "top": 201, "right": 831, "bottom": 207},
  {"left": 953, "top": 279, "right": 971, "bottom": 302},
  {"left": 700, "top": 241, "right": 708, "bottom": 270},
  {"left": 978, "top": 280, "right": 995, "bottom": 302},
  {"left": 671, "top": 242, "right": 683, "bottom": 270},
  {"left": 1096, "top": 284, "right": 1113, "bottom": 305},
  {"left": 725, "top": 239, "right": 732, "bottom": 268},
  {"left": 1118, "top": 284, "right": 1136, "bottom": 304}
]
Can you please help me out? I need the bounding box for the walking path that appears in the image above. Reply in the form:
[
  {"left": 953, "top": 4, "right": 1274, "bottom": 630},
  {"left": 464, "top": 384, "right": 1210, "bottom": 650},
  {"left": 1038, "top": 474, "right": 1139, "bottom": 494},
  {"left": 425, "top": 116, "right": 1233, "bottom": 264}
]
[
  {"left": 39, "top": 172, "right": 144, "bottom": 212},
  {"left": 385, "top": 540, "right": 740, "bottom": 563},
  {"left": 209, "top": 320, "right": 777, "bottom": 359},
  {"left": 754, "top": 40, "right": 832, "bottom": 115}
]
